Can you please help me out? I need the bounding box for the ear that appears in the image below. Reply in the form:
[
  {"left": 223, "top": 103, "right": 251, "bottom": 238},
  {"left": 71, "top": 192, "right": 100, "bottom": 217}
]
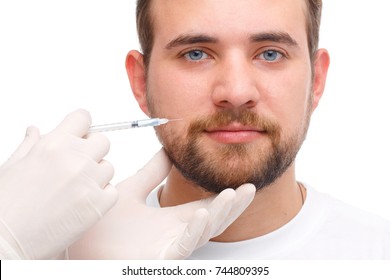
[
  {"left": 310, "top": 49, "right": 330, "bottom": 113},
  {"left": 125, "top": 50, "right": 150, "bottom": 116}
]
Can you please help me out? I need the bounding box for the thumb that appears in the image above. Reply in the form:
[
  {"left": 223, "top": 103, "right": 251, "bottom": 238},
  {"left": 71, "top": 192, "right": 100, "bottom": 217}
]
[
  {"left": 116, "top": 148, "right": 172, "bottom": 202},
  {"left": 6, "top": 126, "right": 40, "bottom": 165}
]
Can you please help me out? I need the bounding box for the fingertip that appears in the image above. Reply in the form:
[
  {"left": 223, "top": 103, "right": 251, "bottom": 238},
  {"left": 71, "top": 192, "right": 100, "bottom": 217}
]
[
  {"left": 72, "top": 108, "right": 92, "bottom": 123},
  {"left": 235, "top": 183, "right": 256, "bottom": 203},
  {"left": 237, "top": 183, "right": 256, "bottom": 195},
  {"left": 217, "top": 188, "right": 236, "bottom": 201},
  {"left": 217, "top": 184, "right": 256, "bottom": 234},
  {"left": 204, "top": 186, "right": 255, "bottom": 239},
  {"left": 25, "top": 126, "right": 40, "bottom": 138},
  {"left": 55, "top": 109, "right": 92, "bottom": 136},
  {"left": 24, "top": 126, "right": 40, "bottom": 144}
]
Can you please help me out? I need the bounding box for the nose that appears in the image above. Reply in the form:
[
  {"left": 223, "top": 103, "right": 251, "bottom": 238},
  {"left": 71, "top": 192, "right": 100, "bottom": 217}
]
[{"left": 211, "top": 53, "right": 260, "bottom": 109}]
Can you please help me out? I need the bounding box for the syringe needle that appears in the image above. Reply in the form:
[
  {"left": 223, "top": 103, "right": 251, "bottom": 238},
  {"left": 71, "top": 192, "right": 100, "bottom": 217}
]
[
  {"left": 166, "top": 118, "right": 183, "bottom": 122},
  {"left": 88, "top": 118, "right": 182, "bottom": 133}
]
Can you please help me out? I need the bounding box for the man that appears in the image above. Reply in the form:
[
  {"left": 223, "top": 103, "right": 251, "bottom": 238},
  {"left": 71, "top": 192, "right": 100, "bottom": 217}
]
[
  {"left": 129, "top": 0, "right": 390, "bottom": 259},
  {"left": 71, "top": 0, "right": 390, "bottom": 259}
]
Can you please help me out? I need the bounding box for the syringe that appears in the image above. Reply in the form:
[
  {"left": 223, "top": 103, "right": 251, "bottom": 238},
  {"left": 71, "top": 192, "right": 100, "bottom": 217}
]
[{"left": 89, "top": 118, "right": 174, "bottom": 133}]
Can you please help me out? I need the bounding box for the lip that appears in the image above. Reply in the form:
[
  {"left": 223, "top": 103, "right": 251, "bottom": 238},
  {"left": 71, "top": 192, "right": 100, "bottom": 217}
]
[{"left": 204, "top": 123, "right": 265, "bottom": 144}]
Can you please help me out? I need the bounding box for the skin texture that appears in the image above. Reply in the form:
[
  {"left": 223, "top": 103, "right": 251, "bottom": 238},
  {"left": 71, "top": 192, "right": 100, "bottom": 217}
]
[{"left": 126, "top": 0, "right": 330, "bottom": 241}]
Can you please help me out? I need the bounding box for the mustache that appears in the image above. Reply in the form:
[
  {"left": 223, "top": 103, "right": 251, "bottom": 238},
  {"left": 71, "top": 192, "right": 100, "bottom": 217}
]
[{"left": 187, "top": 110, "right": 281, "bottom": 138}]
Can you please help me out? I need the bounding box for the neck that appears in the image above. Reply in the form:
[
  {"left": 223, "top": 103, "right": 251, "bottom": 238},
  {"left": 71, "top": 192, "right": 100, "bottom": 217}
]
[{"left": 159, "top": 163, "right": 305, "bottom": 242}]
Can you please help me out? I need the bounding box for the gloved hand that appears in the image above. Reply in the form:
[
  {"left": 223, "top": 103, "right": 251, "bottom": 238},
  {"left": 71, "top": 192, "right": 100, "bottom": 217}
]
[
  {"left": 0, "top": 109, "right": 118, "bottom": 259},
  {"left": 68, "top": 149, "right": 255, "bottom": 259}
]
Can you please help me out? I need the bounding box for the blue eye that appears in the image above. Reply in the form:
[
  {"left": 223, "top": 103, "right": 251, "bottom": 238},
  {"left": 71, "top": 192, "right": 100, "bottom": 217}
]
[
  {"left": 184, "top": 50, "right": 209, "bottom": 61},
  {"left": 259, "top": 50, "right": 283, "bottom": 62}
]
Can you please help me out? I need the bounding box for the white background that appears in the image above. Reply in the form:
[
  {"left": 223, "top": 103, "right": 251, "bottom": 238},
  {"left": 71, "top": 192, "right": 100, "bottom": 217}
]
[{"left": 1, "top": 0, "right": 389, "bottom": 220}]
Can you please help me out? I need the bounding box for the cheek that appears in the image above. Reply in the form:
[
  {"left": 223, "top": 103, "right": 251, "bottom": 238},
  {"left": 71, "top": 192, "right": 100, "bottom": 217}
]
[
  {"left": 147, "top": 65, "right": 212, "bottom": 118},
  {"left": 264, "top": 68, "right": 312, "bottom": 132}
]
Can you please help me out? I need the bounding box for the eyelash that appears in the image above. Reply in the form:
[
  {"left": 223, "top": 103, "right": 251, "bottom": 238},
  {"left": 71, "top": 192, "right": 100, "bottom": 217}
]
[
  {"left": 256, "top": 49, "right": 287, "bottom": 62},
  {"left": 180, "top": 48, "right": 287, "bottom": 63},
  {"left": 181, "top": 49, "right": 211, "bottom": 62}
]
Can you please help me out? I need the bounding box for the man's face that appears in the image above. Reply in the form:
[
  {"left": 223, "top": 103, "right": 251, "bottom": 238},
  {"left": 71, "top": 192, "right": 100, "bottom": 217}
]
[{"left": 135, "top": 0, "right": 327, "bottom": 193}]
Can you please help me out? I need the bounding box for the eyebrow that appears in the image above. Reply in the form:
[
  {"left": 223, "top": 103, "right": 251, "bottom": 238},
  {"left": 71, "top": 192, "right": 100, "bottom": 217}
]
[
  {"left": 165, "top": 31, "right": 298, "bottom": 50},
  {"left": 165, "top": 34, "right": 218, "bottom": 49},
  {"left": 250, "top": 32, "right": 298, "bottom": 46}
]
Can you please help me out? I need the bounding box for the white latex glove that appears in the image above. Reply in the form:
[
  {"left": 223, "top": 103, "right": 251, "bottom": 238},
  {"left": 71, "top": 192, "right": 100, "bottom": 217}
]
[
  {"left": 68, "top": 149, "right": 255, "bottom": 259},
  {"left": 0, "top": 109, "right": 118, "bottom": 259}
]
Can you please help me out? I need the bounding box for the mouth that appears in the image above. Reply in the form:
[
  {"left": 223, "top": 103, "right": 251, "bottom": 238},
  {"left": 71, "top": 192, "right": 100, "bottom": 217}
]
[{"left": 204, "top": 122, "right": 266, "bottom": 144}]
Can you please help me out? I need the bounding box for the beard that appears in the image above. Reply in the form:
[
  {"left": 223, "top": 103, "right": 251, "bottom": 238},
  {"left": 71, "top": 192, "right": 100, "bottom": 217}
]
[{"left": 153, "top": 109, "right": 310, "bottom": 194}]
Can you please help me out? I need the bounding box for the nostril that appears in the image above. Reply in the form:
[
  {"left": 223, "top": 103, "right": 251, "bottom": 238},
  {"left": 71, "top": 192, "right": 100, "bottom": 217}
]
[
  {"left": 245, "top": 100, "right": 256, "bottom": 108},
  {"left": 215, "top": 100, "right": 234, "bottom": 109},
  {"left": 214, "top": 97, "right": 258, "bottom": 110}
]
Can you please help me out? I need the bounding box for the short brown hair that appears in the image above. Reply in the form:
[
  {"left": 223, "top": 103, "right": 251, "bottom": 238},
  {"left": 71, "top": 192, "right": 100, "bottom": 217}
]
[{"left": 136, "top": 0, "right": 322, "bottom": 68}]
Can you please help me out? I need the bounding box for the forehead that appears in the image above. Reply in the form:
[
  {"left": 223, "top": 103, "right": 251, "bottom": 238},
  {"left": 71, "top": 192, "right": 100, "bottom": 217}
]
[{"left": 150, "top": 0, "right": 308, "bottom": 47}]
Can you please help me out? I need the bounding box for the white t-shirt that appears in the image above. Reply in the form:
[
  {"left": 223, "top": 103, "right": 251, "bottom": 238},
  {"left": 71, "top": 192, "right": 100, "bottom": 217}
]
[{"left": 146, "top": 184, "right": 390, "bottom": 259}]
